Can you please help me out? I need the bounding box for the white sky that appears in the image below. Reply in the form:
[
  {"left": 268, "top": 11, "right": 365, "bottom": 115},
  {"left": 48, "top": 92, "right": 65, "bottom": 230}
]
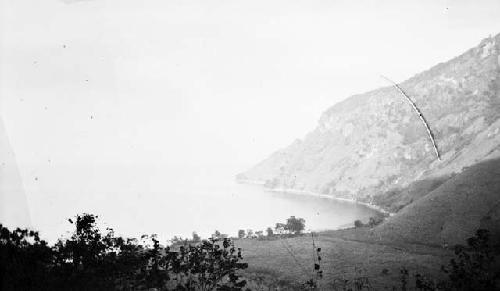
[{"left": 1, "top": 0, "right": 500, "bottom": 191}]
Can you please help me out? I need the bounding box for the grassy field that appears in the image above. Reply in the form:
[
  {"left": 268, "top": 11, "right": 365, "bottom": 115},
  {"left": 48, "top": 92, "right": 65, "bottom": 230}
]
[
  {"left": 235, "top": 228, "right": 452, "bottom": 290},
  {"left": 234, "top": 158, "right": 500, "bottom": 290}
]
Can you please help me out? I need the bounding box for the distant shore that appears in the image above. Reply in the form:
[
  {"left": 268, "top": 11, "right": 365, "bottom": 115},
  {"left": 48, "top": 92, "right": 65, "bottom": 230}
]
[{"left": 236, "top": 179, "right": 392, "bottom": 216}]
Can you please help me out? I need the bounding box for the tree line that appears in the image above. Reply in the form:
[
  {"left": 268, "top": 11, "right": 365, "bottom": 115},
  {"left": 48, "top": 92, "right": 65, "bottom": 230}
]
[{"left": 237, "top": 216, "right": 306, "bottom": 239}]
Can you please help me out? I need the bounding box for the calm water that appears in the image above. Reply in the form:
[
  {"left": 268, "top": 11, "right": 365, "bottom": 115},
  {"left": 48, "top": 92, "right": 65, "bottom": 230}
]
[{"left": 27, "top": 164, "right": 379, "bottom": 243}]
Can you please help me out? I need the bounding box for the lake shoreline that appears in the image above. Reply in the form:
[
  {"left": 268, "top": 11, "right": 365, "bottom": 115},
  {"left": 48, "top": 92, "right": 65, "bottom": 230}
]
[{"left": 236, "top": 179, "right": 392, "bottom": 216}]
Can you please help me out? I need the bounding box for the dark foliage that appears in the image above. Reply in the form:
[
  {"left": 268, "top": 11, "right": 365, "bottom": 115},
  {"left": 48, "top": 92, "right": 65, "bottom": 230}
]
[
  {"left": 439, "top": 229, "right": 500, "bottom": 291},
  {"left": 354, "top": 215, "right": 384, "bottom": 228},
  {"left": 0, "top": 213, "right": 248, "bottom": 291},
  {"left": 0, "top": 225, "right": 53, "bottom": 290},
  {"left": 395, "top": 229, "right": 500, "bottom": 291}
]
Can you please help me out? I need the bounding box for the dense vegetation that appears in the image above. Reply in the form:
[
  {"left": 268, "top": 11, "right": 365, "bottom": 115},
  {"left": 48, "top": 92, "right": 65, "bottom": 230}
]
[
  {"left": 354, "top": 215, "right": 385, "bottom": 229},
  {"left": 0, "top": 214, "right": 248, "bottom": 291}
]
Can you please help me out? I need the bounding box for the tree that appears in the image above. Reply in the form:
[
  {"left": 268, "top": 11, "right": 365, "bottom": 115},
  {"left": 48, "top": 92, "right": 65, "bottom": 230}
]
[
  {"left": 285, "top": 216, "right": 306, "bottom": 235},
  {"left": 246, "top": 229, "right": 254, "bottom": 238},
  {"left": 51, "top": 213, "right": 146, "bottom": 290},
  {"left": 213, "top": 230, "right": 221, "bottom": 239},
  {"left": 354, "top": 220, "right": 364, "bottom": 228},
  {"left": 192, "top": 232, "right": 201, "bottom": 243},
  {"left": 275, "top": 223, "right": 286, "bottom": 234},
  {"left": 266, "top": 227, "right": 274, "bottom": 237},
  {"left": 0, "top": 224, "right": 53, "bottom": 290},
  {"left": 255, "top": 231, "right": 264, "bottom": 238},
  {"left": 168, "top": 237, "right": 248, "bottom": 290},
  {"left": 238, "top": 229, "right": 246, "bottom": 239},
  {"left": 0, "top": 213, "right": 249, "bottom": 291}
]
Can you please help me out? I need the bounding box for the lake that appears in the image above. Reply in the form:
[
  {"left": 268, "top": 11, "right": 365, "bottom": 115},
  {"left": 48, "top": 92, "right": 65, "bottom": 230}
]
[{"left": 23, "top": 164, "right": 380, "bottom": 243}]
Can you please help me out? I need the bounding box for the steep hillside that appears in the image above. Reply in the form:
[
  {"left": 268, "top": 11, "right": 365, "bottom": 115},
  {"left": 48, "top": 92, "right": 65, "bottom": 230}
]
[
  {"left": 373, "top": 157, "right": 500, "bottom": 246},
  {"left": 0, "top": 117, "right": 31, "bottom": 228},
  {"left": 238, "top": 33, "right": 500, "bottom": 207},
  {"left": 372, "top": 174, "right": 453, "bottom": 213}
]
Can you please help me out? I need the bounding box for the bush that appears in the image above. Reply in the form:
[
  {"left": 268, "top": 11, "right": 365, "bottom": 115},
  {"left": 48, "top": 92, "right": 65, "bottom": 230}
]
[
  {"left": 368, "top": 216, "right": 384, "bottom": 227},
  {"left": 395, "top": 229, "right": 500, "bottom": 291},
  {"left": 353, "top": 216, "right": 384, "bottom": 228},
  {"left": 441, "top": 229, "right": 499, "bottom": 290},
  {"left": 354, "top": 220, "right": 364, "bottom": 228}
]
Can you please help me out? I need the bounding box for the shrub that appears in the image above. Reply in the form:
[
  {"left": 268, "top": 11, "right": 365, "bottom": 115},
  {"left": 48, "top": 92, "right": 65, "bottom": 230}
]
[
  {"left": 354, "top": 220, "right": 364, "bottom": 228},
  {"left": 395, "top": 229, "right": 500, "bottom": 291},
  {"left": 441, "top": 229, "right": 499, "bottom": 290},
  {"left": 353, "top": 216, "right": 384, "bottom": 228},
  {"left": 368, "top": 216, "right": 383, "bottom": 227}
]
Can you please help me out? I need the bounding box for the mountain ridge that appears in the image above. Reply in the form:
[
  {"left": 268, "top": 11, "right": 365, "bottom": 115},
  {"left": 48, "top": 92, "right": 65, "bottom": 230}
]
[{"left": 238, "top": 33, "right": 500, "bottom": 209}]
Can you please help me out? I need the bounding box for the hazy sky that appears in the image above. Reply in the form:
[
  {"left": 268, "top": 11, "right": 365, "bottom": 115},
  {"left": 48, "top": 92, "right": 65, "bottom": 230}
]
[
  {"left": 2, "top": 0, "right": 500, "bottom": 169},
  {"left": 1, "top": 0, "right": 500, "bottom": 235}
]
